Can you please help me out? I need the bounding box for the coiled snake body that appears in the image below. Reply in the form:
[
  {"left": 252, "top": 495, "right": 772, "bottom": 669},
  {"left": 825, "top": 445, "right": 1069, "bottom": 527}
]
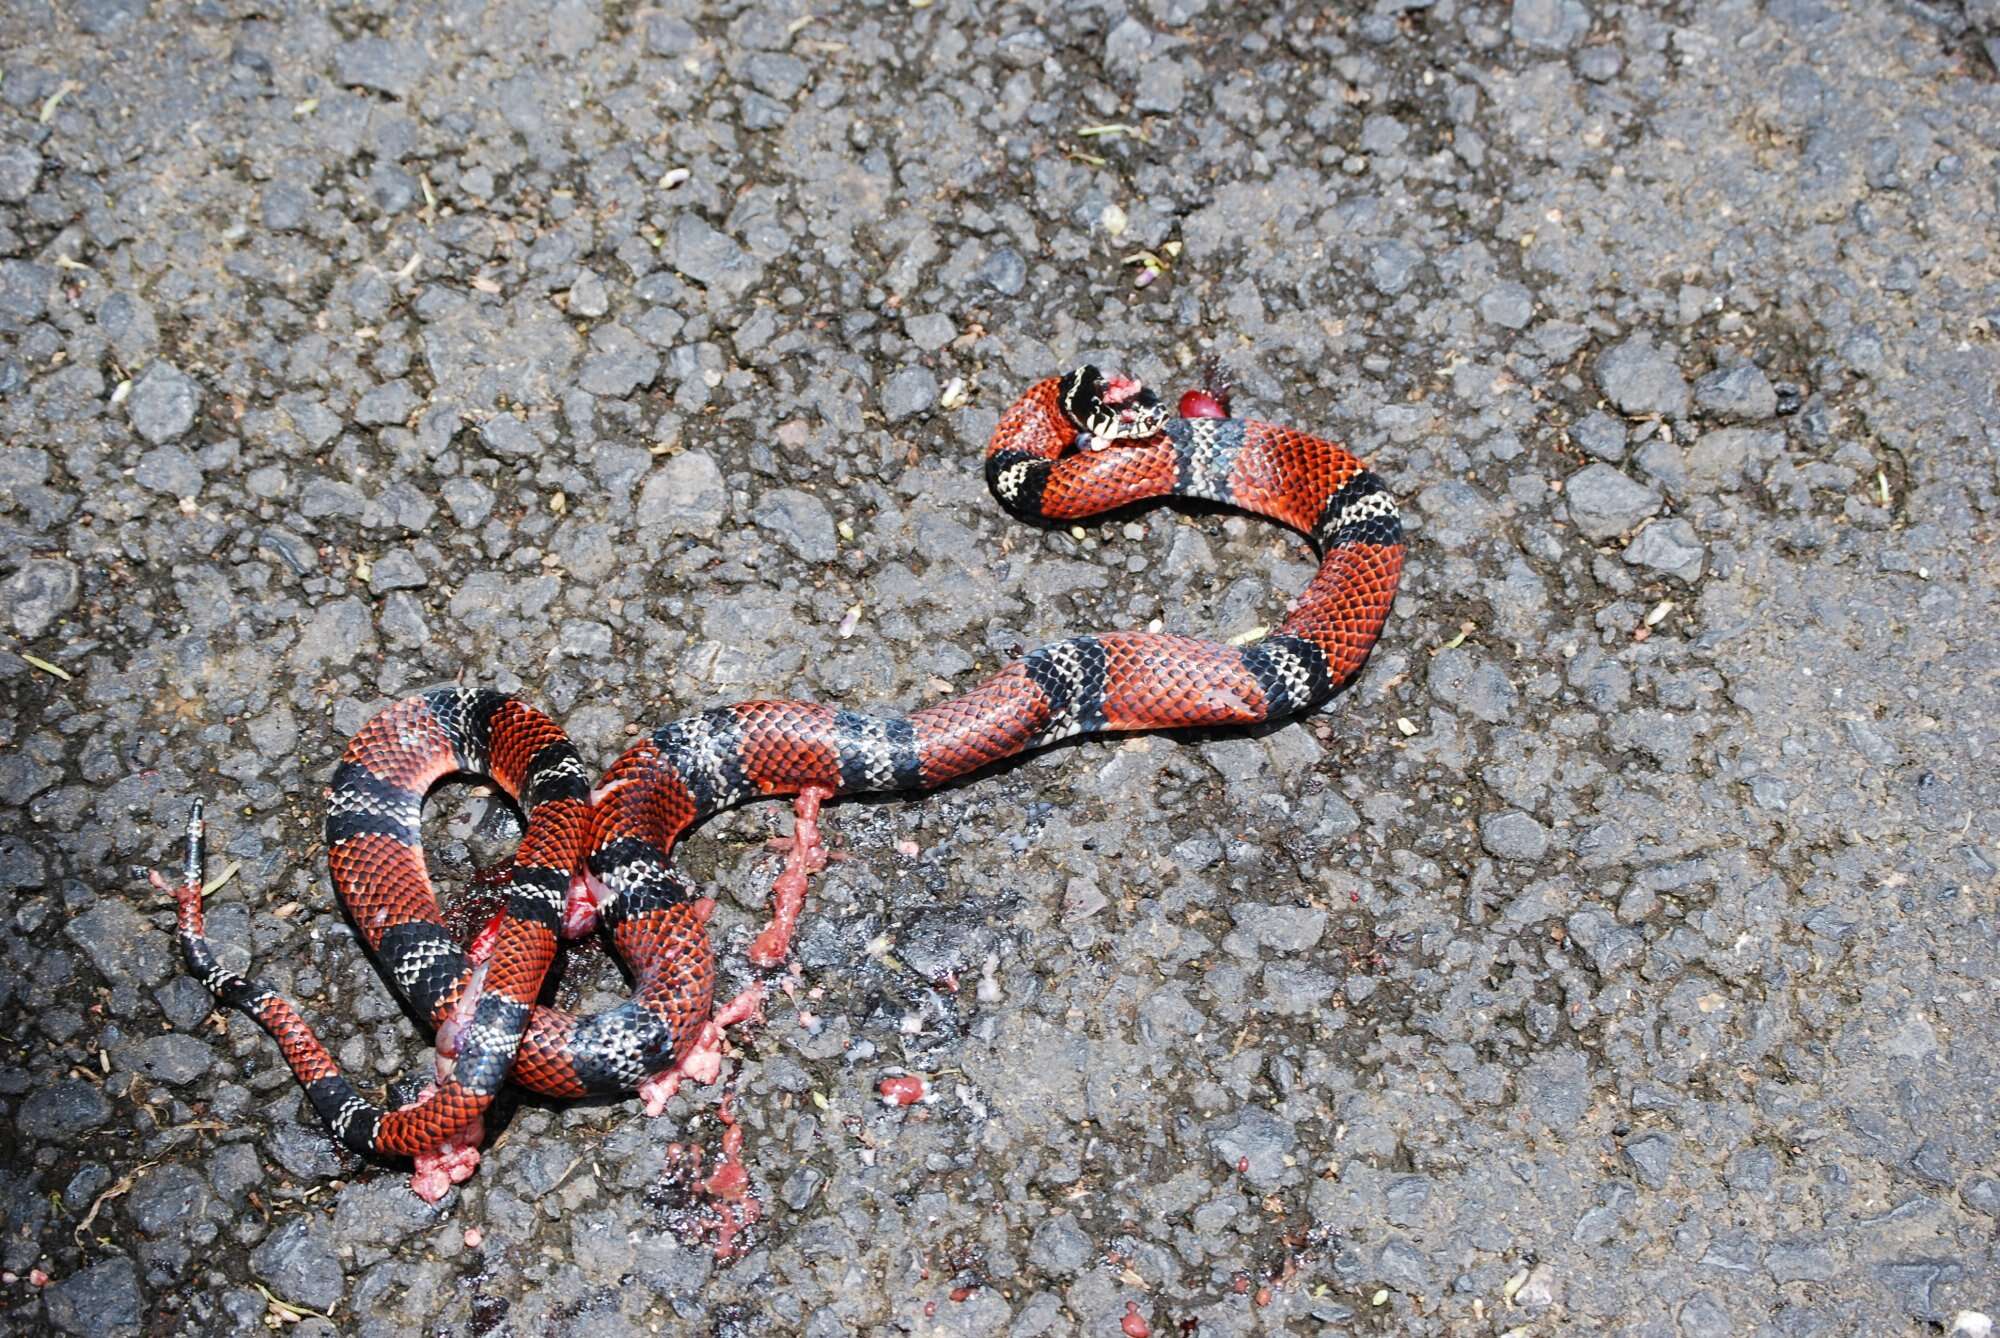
[{"left": 159, "top": 367, "right": 1405, "bottom": 1201}]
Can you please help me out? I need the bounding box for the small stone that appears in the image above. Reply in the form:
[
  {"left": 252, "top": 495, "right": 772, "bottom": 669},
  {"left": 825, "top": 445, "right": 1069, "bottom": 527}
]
[
  {"left": 1765, "top": 1240, "right": 1837, "bottom": 1284},
  {"left": 1063, "top": 876, "right": 1108, "bottom": 920},
  {"left": 154, "top": 976, "right": 213, "bottom": 1031},
  {"left": 1229, "top": 904, "right": 1327, "bottom": 953},
  {"left": 904, "top": 313, "right": 956, "bottom": 352},
  {"left": 1685, "top": 426, "right": 1782, "bottom": 491},
  {"left": 2, "top": 557, "right": 81, "bottom": 638},
  {"left": 291, "top": 597, "right": 377, "bottom": 669},
  {"left": 1725, "top": 1146, "right": 1775, "bottom": 1194},
  {"left": 1384, "top": 1176, "right": 1431, "bottom": 1225},
  {"left": 67, "top": 899, "right": 171, "bottom": 988},
  {"left": 134, "top": 444, "right": 204, "bottom": 498},
  {"left": 479, "top": 414, "right": 538, "bottom": 459},
  {"left": 250, "top": 1218, "right": 345, "bottom": 1313},
  {"left": 1525, "top": 1048, "right": 1590, "bottom": 1128},
  {"left": 335, "top": 37, "right": 428, "bottom": 98},
  {"left": 645, "top": 14, "right": 696, "bottom": 54},
  {"left": 1428, "top": 647, "right": 1519, "bottom": 724},
  {"left": 18, "top": 1078, "right": 114, "bottom": 1140},
  {"left": 1678, "top": 1291, "right": 1734, "bottom": 1338},
  {"left": 0, "top": 143, "right": 42, "bottom": 203},
  {"left": 1576, "top": 42, "right": 1624, "bottom": 81},
  {"left": 669, "top": 216, "right": 762, "bottom": 298},
  {"left": 73, "top": 0, "right": 144, "bottom": 36},
  {"left": 880, "top": 367, "right": 939, "bottom": 420},
  {"left": 1693, "top": 363, "right": 1777, "bottom": 421},
  {"left": 127, "top": 362, "right": 201, "bottom": 445},
  {"left": 1565, "top": 463, "right": 1661, "bottom": 540},
  {"left": 1478, "top": 281, "right": 1534, "bottom": 329},
  {"left": 441, "top": 477, "right": 495, "bottom": 527},
  {"left": 746, "top": 52, "right": 810, "bottom": 100},
  {"left": 0, "top": 834, "right": 47, "bottom": 891},
  {"left": 1595, "top": 336, "right": 1689, "bottom": 418},
  {"left": 1840, "top": 328, "right": 1885, "bottom": 375},
  {"left": 266, "top": 1121, "right": 344, "bottom": 1181},
  {"left": 1621, "top": 518, "right": 1705, "bottom": 582},
  {"left": 975, "top": 247, "right": 1027, "bottom": 296},
  {"left": 43, "top": 1257, "right": 143, "bottom": 1337},
  {"left": 1512, "top": 0, "right": 1593, "bottom": 50},
  {"left": 568, "top": 271, "right": 609, "bottom": 318},
  {"left": 329, "top": 1178, "right": 438, "bottom": 1259},
  {"left": 353, "top": 380, "right": 419, "bottom": 426},
  {"left": 119, "top": 1032, "right": 215, "bottom": 1085},
  {"left": 262, "top": 182, "right": 310, "bottom": 232},
  {"left": 755, "top": 488, "right": 837, "bottom": 563},
  {"left": 1960, "top": 1177, "right": 2000, "bottom": 1219},
  {"left": 1377, "top": 1238, "right": 1431, "bottom": 1293},
  {"left": 781, "top": 1166, "right": 824, "bottom": 1210},
  {"left": 366, "top": 162, "right": 418, "bottom": 214},
  {"left": 558, "top": 620, "right": 612, "bottom": 659},
  {"left": 368, "top": 548, "right": 428, "bottom": 593},
  {"left": 0, "top": 259, "right": 52, "bottom": 329},
  {"left": 1571, "top": 410, "right": 1627, "bottom": 462},
  {"left": 1513, "top": 1262, "right": 1559, "bottom": 1308},
  {"left": 127, "top": 1163, "right": 210, "bottom": 1238},
  {"left": 1208, "top": 1106, "right": 1297, "bottom": 1189},
  {"left": 1480, "top": 810, "right": 1550, "bottom": 862},
  {"left": 1368, "top": 239, "right": 1422, "bottom": 295},
  {"left": 1623, "top": 1132, "right": 1674, "bottom": 1189},
  {"left": 1027, "top": 1214, "right": 1093, "bottom": 1275},
  {"left": 636, "top": 450, "right": 727, "bottom": 534},
  {"left": 1173, "top": 836, "right": 1222, "bottom": 870}
]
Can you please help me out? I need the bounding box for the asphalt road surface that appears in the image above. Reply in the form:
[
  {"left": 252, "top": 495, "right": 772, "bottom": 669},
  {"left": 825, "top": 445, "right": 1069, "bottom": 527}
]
[{"left": 1, "top": 1, "right": 1996, "bottom": 1334}]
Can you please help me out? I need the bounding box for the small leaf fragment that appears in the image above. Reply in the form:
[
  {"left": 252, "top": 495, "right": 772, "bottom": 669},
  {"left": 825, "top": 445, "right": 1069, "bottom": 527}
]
[{"left": 23, "top": 653, "right": 72, "bottom": 681}]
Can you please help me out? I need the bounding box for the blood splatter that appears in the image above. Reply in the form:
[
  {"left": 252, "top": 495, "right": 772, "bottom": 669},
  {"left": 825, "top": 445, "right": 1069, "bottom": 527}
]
[
  {"left": 879, "top": 1075, "right": 927, "bottom": 1106},
  {"left": 657, "top": 1091, "right": 764, "bottom": 1261}
]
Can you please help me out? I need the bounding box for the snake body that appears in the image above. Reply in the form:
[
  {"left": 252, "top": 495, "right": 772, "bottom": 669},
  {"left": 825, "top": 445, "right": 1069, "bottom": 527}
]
[{"left": 162, "top": 367, "right": 1404, "bottom": 1199}]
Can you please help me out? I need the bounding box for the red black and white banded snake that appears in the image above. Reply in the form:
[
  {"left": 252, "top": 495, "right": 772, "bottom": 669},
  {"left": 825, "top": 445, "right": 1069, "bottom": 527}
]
[{"left": 155, "top": 366, "right": 1405, "bottom": 1201}]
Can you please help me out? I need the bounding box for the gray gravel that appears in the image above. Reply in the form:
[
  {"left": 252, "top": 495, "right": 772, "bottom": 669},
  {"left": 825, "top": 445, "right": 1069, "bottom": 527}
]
[{"left": 3, "top": 1, "right": 1997, "bottom": 1334}]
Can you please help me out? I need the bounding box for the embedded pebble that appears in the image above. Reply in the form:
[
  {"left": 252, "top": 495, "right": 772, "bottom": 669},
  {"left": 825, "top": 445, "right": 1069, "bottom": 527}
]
[
  {"left": 1622, "top": 518, "right": 1706, "bottom": 582},
  {"left": 1566, "top": 463, "right": 1662, "bottom": 540},
  {"left": 127, "top": 362, "right": 201, "bottom": 446},
  {"left": 756, "top": 488, "right": 838, "bottom": 562},
  {"left": 1480, "top": 810, "right": 1551, "bottom": 862},
  {"left": 975, "top": 247, "right": 1027, "bottom": 295},
  {"left": 636, "top": 450, "right": 728, "bottom": 533},
  {"left": 1, "top": 557, "right": 81, "bottom": 638},
  {"left": 1595, "top": 337, "right": 1690, "bottom": 418},
  {"left": 43, "top": 1257, "right": 144, "bottom": 1337},
  {"left": 335, "top": 37, "right": 428, "bottom": 97},
  {"left": 880, "top": 367, "right": 939, "bottom": 420},
  {"left": 1693, "top": 363, "right": 1778, "bottom": 421},
  {"left": 18, "top": 1080, "right": 113, "bottom": 1140},
  {"left": 0, "top": 144, "right": 42, "bottom": 202},
  {"left": 1571, "top": 410, "right": 1628, "bottom": 462},
  {"left": 1478, "top": 281, "right": 1534, "bottom": 329}
]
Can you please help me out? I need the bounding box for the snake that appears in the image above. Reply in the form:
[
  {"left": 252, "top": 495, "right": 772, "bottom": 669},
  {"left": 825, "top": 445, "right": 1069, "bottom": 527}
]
[{"left": 157, "top": 365, "right": 1405, "bottom": 1202}]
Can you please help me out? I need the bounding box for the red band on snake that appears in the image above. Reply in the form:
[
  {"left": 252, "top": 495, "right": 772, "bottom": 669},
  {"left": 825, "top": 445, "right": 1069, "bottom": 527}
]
[{"left": 156, "top": 367, "right": 1404, "bottom": 1201}]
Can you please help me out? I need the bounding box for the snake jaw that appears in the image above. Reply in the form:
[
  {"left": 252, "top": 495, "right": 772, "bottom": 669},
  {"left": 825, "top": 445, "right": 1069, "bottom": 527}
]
[{"left": 1059, "top": 365, "right": 1168, "bottom": 442}]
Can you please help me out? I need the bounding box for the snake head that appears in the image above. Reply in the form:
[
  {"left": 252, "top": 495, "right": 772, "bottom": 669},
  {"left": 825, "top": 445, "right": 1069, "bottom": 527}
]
[{"left": 1058, "top": 365, "right": 1168, "bottom": 442}]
